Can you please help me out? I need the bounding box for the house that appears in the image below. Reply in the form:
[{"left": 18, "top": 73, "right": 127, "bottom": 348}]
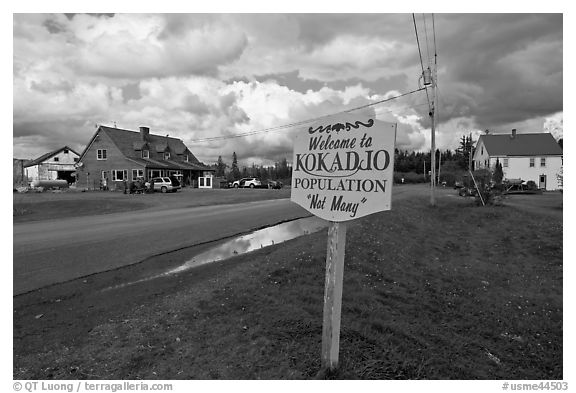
[
  {"left": 473, "top": 129, "right": 563, "bottom": 190},
  {"left": 24, "top": 146, "right": 80, "bottom": 184},
  {"left": 75, "top": 125, "right": 214, "bottom": 190}
]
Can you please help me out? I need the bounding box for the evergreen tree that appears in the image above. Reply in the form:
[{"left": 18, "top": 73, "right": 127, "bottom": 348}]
[
  {"left": 215, "top": 156, "right": 226, "bottom": 178},
  {"left": 231, "top": 152, "right": 241, "bottom": 180},
  {"left": 277, "top": 158, "right": 289, "bottom": 179},
  {"left": 455, "top": 134, "right": 474, "bottom": 170},
  {"left": 493, "top": 158, "right": 504, "bottom": 186}
]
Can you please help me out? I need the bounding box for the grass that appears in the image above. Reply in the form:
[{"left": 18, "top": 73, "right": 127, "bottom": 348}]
[
  {"left": 13, "top": 190, "right": 562, "bottom": 379},
  {"left": 13, "top": 187, "right": 291, "bottom": 223}
]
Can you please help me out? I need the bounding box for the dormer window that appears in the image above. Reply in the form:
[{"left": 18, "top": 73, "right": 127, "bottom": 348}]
[
  {"left": 164, "top": 152, "right": 171, "bottom": 160},
  {"left": 142, "top": 150, "right": 149, "bottom": 159},
  {"left": 185, "top": 154, "right": 189, "bottom": 162}
]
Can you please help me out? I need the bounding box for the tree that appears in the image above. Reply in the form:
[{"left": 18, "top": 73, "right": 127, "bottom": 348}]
[
  {"left": 231, "top": 152, "right": 241, "bottom": 180},
  {"left": 455, "top": 134, "right": 474, "bottom": 170},
  {"left": 215, "top": 156, "right": 226, "bottom": 178},
  {"left": 277, "top": 158, "right": 289, "bottom": 179},
  {"left": 557, "top": 167, "right": 563, "bottom": 190},
  {"left": 493, "top": 158, "right": 503, "bottom": 187}
]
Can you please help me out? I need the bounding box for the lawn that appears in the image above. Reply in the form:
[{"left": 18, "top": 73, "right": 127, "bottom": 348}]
[
  {"left": 13, "top": 187, "right": 291, "bottom": 223},
  {"left": 13, "top": 189, "right": 562, "bottom": 379}
]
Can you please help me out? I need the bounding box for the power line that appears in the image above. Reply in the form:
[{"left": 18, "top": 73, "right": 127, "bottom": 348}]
[
  {"left": 432, "top": 14, "right": 439, "bottom": 131},
  {"left": 412, "top": 13, "right": 426, "bottom": 76},
  {"left": 190, "top": 87, "right": 426, "bottom": 143},
  {"left": 432, "top": 13, "right": 438, "bottom": 78},
  {"left": 412, "top": 13, "right": 431, "bottom": 110},
  {"left": 422, "top": 14, "right": 432, "bottom": 68}
]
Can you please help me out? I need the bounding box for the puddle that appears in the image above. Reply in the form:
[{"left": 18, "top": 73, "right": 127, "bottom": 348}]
[{"left": 104, "top": 216, "right": 327, "bottom": 290}]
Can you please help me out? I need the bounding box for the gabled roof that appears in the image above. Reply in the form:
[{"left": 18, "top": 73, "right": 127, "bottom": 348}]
[
  {"left": 127, "top": 157, "right": 215, "bottom": 171},
  {"left": 88, "top": 126, "right": 211, "bottom": 171},
  {"left": 24, "top": 146, "right": 80, "bottom": 167},
  {"left": 99, "top": 126, "right": 199, "bottom": 162},
  {"left": 478, "top": 133, "right": 563, "bottom": 157},
  {"left": 132, "top": 141, "right": 149, "bottom": 150}
]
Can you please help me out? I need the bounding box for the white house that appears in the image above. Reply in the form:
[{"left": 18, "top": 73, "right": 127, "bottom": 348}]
[
  {"left": 24, "top": 146, "right": 80, "bottom": 184},
  {"left": 473, "top": 129, "right": 563, "bottom": 190}
]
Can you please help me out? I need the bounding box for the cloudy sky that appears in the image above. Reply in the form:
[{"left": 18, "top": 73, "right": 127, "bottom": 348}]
[{"left": 13, "top": 13, "right": 563, "bottom": 167}]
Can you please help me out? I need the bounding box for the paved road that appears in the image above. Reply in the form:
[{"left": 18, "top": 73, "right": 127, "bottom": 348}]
[
  {"left": 13, "top": 199, "right": 310, "bottom": 295},
  {"left": 13, "top": 185, "right": 424, "bottom": 295}
]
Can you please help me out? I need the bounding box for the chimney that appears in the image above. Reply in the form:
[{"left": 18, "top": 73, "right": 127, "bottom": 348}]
[
  {"left": 139, "top": 126, "right": 149, "bottom": 141},
  {"left": 484, "top": 129, "right": 490, "bottom": 135},
  {"left": 511, "top": 128, "right": 517, "bottom": 138}
]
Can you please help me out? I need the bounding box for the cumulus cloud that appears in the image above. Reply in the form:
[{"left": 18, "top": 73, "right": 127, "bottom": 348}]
[{"left": 13, "top": 13, "right": 563, "bottom": 164}]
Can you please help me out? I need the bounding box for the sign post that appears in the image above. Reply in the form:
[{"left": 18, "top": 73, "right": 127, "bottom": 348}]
[
  {"left": 291, "top": 112, "right": 396, "bottom": 372},
  {"left": 321, "top": 221, "right": 347, "bottom": 369}
]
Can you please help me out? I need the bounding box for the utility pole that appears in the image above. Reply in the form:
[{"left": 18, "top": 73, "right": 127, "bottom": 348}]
[
  {"left": 423, "top": 67, "right": 436, "bottom": 206},
  {"left": 431, "top": 102, "right": 436, "bottom": 205}
]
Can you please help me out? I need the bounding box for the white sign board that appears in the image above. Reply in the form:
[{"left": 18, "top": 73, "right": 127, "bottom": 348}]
[{"left": 291, "top": 113, "right": 396, "bottom": 222}]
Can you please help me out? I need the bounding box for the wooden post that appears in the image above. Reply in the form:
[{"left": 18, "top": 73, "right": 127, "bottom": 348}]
[{"left": 321, "top": 221, "right": 347, "bottom": 371}]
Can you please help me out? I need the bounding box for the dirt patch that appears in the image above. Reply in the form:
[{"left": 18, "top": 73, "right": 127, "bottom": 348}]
[{"left": 13, "top": 191, "right": 562, "bottom": 380}]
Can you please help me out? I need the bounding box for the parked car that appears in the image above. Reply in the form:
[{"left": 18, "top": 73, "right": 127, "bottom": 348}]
[
  {"left": 267, "top": 180, "right": 283, "bottom": 189},
  {"left": 146, "top": 177, "right": 181, "bottom": 193},
  {"left": 231, "top": 178, "right": 262, "bottom": 188}
]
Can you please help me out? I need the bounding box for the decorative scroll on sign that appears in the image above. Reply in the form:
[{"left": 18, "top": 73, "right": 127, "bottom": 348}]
[{"left": 291, "top": 113, "right": 396, "bottom": 222}]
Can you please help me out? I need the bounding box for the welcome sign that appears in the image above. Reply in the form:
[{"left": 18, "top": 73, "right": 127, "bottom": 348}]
[{"left": 291, "top": 113, "right": 397, "bottom": 222}]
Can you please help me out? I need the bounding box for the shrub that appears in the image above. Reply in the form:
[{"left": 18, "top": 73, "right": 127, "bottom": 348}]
[
  {"left": 471, "top": 169, "right": 504, "bottom": 206},
  {"left": 526, "top": 180, "right": 538, "bottom": 190}
]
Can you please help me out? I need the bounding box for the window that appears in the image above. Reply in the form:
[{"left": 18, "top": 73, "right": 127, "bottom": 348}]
[
  {"left": 97, "top": 149, "right": 107, "bottom": 160},
  {"left": 73, "top": 157, "right": 78, "bottom": 162},
  {"left": 64, "top": 149, "right": 69, "bottom": 154},
  {"left": 503, "top": 158, "right": 508, "bottom": 168},
  {"left": 184, "top": 154, "right": 189, "bottom": 162},
  {"left": 112, "top": 170, "right": 128, "bottom": 181},
  {"left": 529, "top": 158, "right": 535, "bottom": 167},
  {"left": 164, "top": 152, "right": 171, "bottom": 160},
  {"left": 481, "top": 146, "right": 484, "bottom": 155},
  {"left": 142, "top": 150, "right": 149, "bottom": 159},
  {"left": 54, "top": 157, "right": 59, "bottom": 162},
  {"left": 132, "top": 169, "right": 144, "bottom": 179},
  {"left": 540, "top": 157, "right": 546, "bottom": 167}
]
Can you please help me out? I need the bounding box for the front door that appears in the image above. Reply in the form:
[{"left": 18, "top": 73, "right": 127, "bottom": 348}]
[{"left": 539, "top": 175, "right": 546, "bottom": 190}]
